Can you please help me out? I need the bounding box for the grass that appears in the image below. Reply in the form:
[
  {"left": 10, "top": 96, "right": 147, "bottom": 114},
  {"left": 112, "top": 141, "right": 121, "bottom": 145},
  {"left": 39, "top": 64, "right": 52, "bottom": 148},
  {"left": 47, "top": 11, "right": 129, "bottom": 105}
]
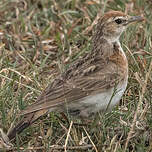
[{"left": 0, "top": 0, "right": 152, "bottom": 151}]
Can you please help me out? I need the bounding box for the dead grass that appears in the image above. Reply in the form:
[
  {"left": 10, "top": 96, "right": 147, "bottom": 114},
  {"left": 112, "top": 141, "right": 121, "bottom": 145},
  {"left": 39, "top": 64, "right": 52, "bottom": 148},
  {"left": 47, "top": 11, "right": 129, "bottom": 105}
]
[{"left": 0, "top": 0, "right": 152, "bottom": 151}]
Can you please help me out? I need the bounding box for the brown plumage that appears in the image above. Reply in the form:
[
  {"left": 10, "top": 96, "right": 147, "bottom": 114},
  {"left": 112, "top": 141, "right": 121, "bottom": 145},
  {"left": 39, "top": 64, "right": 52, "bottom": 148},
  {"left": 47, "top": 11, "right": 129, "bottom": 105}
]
[{"left": 7, "top": 11, "right": 143, "bottom": 141}]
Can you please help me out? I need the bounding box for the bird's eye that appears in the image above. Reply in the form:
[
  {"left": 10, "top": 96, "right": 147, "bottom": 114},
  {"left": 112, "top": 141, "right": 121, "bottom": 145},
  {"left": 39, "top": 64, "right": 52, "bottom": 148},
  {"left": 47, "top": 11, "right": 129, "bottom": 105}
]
[{"left": 115, "top": 19, "right": 123, "bottom": 24}]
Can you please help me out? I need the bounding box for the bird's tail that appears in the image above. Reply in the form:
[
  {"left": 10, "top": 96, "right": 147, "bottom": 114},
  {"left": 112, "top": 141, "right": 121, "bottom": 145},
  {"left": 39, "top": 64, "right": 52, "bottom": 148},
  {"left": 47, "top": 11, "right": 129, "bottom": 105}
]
[{"left": 7, "top": 109, "right": 48, "bottom": 141}]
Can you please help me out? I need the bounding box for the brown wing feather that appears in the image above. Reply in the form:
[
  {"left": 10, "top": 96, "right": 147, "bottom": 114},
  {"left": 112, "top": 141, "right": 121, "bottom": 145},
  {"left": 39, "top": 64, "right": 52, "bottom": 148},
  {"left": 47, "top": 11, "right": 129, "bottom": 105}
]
[
  {"left": 21, "top": 67, "right": 121, "bottom": 115},
  {"left": 20, "top": 41, "right": 126, "bottom": 115}
]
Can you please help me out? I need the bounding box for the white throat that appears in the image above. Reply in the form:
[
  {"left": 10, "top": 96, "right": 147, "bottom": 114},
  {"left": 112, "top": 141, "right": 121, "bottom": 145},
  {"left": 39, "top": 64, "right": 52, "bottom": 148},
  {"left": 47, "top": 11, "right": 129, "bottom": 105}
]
[{"left": 105, "top": 37, "right": 127, "bottom": 60}]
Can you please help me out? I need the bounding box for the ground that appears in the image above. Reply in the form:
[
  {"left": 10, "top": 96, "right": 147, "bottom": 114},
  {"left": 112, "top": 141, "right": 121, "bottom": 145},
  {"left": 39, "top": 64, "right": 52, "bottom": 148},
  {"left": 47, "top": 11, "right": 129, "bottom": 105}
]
[{"left": 0, "top": 0, "right": 152, "bottom": 151}]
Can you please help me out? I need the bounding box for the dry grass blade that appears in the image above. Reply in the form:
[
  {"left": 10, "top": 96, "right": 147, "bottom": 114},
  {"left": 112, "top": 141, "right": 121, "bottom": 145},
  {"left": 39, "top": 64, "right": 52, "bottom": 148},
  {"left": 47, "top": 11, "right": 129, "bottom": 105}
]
[
  {"left": 0, "top": 73, "right": 40, "bottom": 93},
  {"left": 83, "top": 127, "right": 98, "bottom": 152},
  {"left": 64, "top": 121, "right": 73, "bottom": 152},
  {"left": 0, "top": 129, "right": 13, "bottom": 149},
  {"left": 125, "top": 60, "right": 152, "bottom": 151},
  {"left": 0, "top": 144, "right": 93, "bottom": 151}
]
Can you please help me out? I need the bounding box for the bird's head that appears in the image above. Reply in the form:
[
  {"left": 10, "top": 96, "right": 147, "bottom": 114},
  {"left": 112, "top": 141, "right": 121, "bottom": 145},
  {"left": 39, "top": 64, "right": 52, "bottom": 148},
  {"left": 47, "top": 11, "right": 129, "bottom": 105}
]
[{"left": 94, "top": 11, "right": 144, "bottom": 43}]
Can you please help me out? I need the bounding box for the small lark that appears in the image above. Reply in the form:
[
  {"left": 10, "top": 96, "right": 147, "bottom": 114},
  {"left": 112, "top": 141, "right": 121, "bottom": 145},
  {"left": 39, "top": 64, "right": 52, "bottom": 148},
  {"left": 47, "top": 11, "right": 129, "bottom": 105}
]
[{"left": 6, "top": 11, "right": 143, "bottom": 141}]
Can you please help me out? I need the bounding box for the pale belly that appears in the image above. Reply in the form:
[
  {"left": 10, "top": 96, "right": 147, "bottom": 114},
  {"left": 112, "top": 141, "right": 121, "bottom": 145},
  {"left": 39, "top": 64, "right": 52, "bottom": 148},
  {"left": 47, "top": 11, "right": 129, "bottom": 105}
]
[{"left": 66, "top": 79, "right": 128, "bottom": 117}]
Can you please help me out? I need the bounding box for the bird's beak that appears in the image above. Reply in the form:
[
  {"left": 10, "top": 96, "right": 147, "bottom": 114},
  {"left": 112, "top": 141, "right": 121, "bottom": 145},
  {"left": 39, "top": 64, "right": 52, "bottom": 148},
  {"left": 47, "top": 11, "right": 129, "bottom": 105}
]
[{"left": 125, "top": 16, "right": 144, "bottom": 25}]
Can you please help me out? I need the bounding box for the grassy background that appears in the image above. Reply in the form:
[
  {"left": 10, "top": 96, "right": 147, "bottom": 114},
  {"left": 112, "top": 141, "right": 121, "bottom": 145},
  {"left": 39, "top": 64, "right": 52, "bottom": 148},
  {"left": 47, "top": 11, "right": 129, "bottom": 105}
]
[{"left": 0, "top": 0, "right": 152, "bottom": 151}]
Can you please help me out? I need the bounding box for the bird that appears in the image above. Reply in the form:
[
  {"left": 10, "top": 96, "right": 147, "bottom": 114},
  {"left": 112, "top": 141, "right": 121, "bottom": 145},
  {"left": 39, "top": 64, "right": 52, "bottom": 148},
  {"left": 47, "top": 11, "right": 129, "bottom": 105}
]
[{"left": 6, "top": 11, "right": 143, "bottom": 141}]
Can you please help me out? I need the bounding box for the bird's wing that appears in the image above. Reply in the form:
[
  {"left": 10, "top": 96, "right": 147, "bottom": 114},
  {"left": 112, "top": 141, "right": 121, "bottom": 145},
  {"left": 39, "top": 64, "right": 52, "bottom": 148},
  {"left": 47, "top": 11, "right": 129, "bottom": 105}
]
[
  {"left": 8, "top": 66, "right": 121, "bottom": 140},
  {"left": 21, "top": 60, "right": 122, "bottom": 115}
]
